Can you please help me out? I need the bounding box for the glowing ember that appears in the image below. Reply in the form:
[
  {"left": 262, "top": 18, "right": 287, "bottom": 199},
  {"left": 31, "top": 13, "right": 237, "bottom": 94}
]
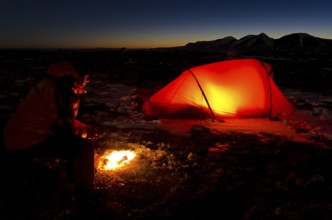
[{"left": 98, "top": 150, "right": 136, "bottom": 171}]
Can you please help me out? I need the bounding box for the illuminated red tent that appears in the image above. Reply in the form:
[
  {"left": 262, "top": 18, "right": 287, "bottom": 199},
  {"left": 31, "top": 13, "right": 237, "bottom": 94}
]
[{"left": 142, "top": 59, "right": 296, "bottom": 120}]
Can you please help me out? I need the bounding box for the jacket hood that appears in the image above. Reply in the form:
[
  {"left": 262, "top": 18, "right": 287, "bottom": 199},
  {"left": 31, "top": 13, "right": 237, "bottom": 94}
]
[{"left": 47, "top": 60, "right": 80, "bottom": 80}]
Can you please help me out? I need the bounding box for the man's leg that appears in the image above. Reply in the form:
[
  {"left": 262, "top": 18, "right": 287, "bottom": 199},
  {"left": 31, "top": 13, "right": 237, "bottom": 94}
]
[{"left": 72, "top": 138, "right": 95, "bottom": 193}]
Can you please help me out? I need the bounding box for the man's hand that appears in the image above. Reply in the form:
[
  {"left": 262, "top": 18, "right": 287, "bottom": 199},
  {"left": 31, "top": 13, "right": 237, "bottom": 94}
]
[{"left": 85, "top": 125, "right": 99, "bottom": 140}]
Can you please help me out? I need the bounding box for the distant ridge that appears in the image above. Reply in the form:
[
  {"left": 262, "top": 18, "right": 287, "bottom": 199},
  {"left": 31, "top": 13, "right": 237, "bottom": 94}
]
[{"left": 183, "top": 33, "right": 332, "bottom": 55}]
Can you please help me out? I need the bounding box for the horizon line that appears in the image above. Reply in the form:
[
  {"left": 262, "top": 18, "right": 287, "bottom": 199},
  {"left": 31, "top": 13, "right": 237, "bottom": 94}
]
[{"left": 0, "top": 32, "right": 331, "bottom": 50}]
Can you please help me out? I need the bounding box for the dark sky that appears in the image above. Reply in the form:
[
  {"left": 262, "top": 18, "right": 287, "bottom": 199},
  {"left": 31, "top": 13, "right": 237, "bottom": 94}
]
[{"left": 0, "top": 0, "right": 331, "bottom": 48}]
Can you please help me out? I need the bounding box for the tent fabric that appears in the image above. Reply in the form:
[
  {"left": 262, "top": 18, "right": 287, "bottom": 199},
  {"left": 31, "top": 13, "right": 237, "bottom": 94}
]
[{"left": 142, "top": 58, "right": 296, "bottom": 120}]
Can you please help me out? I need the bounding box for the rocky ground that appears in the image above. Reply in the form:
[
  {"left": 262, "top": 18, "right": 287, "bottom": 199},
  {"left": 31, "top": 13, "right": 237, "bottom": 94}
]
[{"left": 1, "top": 49, "right": 332, "bottom": 220}]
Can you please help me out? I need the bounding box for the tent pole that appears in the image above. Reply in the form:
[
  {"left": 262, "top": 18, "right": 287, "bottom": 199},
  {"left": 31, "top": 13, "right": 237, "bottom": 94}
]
[
  {"left": 259, "top": 61, "right": 273, "bottom": 119},
  {"left": 187, "top": 69, "right": 217, "bottom": 122}
]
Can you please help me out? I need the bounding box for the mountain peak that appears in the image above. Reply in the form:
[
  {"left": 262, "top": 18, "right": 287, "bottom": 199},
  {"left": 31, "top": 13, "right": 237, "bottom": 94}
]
[{"left": 184, "top": 33, "right": 332, "bottom": 55}]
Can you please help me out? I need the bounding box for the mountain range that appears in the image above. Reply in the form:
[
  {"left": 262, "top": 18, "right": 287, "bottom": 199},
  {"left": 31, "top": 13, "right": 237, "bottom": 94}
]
[{"left": 181, "top": 33, "right": 332, "bottom": 55}]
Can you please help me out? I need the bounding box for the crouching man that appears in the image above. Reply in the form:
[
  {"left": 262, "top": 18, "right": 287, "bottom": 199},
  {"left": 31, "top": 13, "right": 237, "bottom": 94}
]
[{"left": 2, "top": 59, "right": 99, "bottom": 195}]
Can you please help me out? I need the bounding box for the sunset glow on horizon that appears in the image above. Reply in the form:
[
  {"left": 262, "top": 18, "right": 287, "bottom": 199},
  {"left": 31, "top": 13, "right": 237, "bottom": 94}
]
[{"left": 1, "top": 0, "right": 331, "bottom": 49}]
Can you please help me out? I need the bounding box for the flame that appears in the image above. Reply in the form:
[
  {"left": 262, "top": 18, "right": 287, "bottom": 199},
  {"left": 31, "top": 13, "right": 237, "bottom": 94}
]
[{"left": 98, "top": 150, "right": 136, "bottom": 171}]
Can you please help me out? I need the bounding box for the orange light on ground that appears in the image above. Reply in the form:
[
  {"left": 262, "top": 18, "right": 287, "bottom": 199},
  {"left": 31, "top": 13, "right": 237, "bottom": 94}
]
[{"left": 98, "top": 150, "right": 136, "bottom": 171}]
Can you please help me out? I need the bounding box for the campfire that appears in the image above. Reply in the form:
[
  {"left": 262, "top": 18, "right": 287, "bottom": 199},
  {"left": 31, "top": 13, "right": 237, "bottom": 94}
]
[{"left": 97, "top": 150, "right": 136, "bottom": 171}]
